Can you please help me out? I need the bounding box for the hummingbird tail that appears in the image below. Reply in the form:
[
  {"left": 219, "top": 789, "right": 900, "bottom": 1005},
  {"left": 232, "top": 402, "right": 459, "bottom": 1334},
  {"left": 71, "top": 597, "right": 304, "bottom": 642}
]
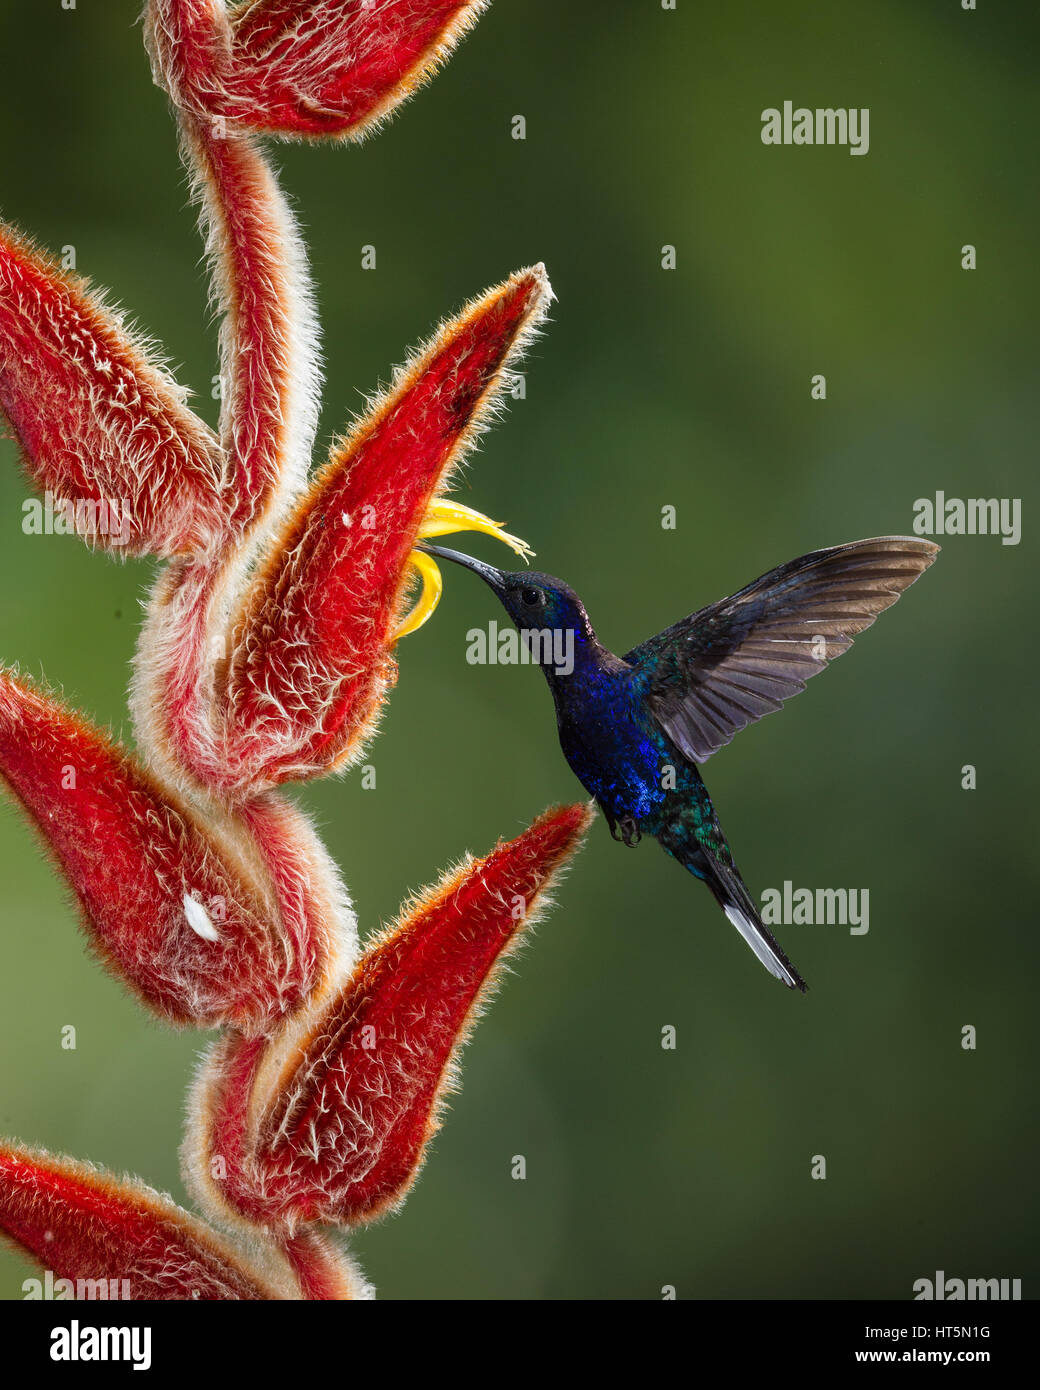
[{"left": 657, "top": 827, "right": 808, "bottom": 993}]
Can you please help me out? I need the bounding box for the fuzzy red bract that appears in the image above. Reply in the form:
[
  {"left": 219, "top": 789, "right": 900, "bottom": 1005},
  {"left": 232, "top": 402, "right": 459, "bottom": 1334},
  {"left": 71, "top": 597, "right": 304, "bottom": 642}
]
[
  {"left": 0, "top": 1144, "right": 284, "bottom": 1300},
  {"left": 217, "top": 266, "right": 550, "bottom": 792},
  {"left": 148, "top": 1, "right": 489, "bottom": 140},
  {"left": 226, "top": 0, "right": 488, "bottom": 137},
  {"left": 258, "top": 804, "right": 592, "bottom": 1226},
  {"left": 0, "top": 672, "right": 323, "bottom": 1029},
  {"left": 0, "top": 225, "right": 224, "bottom": 558},
  {"left": 0, "top": 0, "right": 588, "bottom": 1301},
  {"left": 186, "top": 805, "right": 592, "bottom": 1231}
]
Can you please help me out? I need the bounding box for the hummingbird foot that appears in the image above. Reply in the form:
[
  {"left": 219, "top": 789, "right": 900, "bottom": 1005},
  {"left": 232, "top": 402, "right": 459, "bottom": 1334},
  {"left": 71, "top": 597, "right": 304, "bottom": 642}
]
[{"left": 615, "top": 816, "right": 641, "bottom": 848}]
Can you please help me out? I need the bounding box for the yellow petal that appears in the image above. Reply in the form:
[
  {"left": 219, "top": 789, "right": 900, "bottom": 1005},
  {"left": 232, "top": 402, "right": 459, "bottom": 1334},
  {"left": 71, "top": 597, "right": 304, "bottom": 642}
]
[
  {"left": 418, "top": 498, "right": 534, "bottom": 561},
  {"left": 395, "top": 548, "right": 444, "bottom": 639},
  {"left": 396, "top": 498, "right": 533, "bottom": 640}
]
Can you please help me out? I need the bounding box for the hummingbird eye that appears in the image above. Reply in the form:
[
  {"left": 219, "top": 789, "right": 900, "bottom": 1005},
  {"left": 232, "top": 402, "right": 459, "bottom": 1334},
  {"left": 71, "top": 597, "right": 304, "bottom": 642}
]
[{"left": 519, "top": 585, "right": 544, "bottom": 608}]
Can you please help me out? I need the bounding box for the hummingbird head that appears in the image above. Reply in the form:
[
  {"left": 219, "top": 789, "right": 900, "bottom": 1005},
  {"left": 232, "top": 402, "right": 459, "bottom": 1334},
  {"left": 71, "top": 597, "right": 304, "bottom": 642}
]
[{"left": 417, "top": 544, "right": 595, "bottom": 678}]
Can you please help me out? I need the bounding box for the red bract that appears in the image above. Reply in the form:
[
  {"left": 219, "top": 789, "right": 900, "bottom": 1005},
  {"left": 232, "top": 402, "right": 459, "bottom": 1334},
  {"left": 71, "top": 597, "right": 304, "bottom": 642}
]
[
  {"left": 186, "top": 806, "right": 592, "bottom": 1232},
  {"left": 0, "top": 671, "right": 335, "bottom": 1029},
  {"left": 0, "top": 224, "right": 224, "bottom": 557},
  {"left": 0, "top": 1, "right": 589, "bottom": 1300},
  {"left": 0, "top": 1143, "right": 291, "bottom": 1300},
  {"left": 146, "top": 0, "right": 490, "bottom": 139},
  {"left": 216, "top": 266, "right": 549, "bottom": 793}
]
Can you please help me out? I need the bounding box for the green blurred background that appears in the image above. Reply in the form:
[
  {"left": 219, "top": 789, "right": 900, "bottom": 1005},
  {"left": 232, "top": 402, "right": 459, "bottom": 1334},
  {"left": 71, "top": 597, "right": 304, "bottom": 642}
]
[{"left": 0, "top": 1, "right": 1036, "bottom": 1300}]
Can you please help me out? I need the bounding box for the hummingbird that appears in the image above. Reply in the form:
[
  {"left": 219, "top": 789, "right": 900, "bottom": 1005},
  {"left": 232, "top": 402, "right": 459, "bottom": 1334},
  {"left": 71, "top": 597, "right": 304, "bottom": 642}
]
[{"left": 420, "top": 536, "right": 939, "bottom": 992}]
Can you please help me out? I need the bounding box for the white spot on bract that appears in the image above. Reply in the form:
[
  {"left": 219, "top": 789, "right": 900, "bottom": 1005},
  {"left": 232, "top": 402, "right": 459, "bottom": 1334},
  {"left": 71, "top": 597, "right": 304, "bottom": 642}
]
[{"left": 183, "top": 894, "right": 220, "bottom": 942}]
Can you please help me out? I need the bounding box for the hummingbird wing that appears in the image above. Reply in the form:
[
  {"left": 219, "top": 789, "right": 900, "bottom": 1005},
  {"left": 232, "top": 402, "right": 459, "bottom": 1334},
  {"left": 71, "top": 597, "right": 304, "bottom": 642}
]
[{"left": 624, "top": 537, "right": 938, "bottom": 764}]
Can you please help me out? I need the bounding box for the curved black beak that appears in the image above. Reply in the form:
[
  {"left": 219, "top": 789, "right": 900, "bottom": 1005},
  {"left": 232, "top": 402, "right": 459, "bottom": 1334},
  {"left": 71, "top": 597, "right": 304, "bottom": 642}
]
[{"left": 417, "top": 543, "right": 508, "bottom": 594}]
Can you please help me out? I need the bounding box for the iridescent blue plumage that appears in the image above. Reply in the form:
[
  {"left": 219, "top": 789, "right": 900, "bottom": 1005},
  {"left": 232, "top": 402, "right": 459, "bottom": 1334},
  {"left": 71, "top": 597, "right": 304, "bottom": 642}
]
[{"left": 422, "top": 536, "right": 939, "bottom": 992}]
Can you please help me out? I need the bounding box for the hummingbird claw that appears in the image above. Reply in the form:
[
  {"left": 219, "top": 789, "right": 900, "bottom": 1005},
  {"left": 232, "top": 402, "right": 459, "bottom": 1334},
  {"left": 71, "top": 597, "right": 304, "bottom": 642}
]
[{"left": 613, "top": 816, "right": 641, "bottom": 848}]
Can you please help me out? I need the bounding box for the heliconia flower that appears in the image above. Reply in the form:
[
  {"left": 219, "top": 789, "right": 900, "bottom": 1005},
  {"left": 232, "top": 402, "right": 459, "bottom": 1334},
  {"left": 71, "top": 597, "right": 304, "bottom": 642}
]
[
  {"left": 145, "top": 1, "right": 491, "bottom": 141},
  {"left": 185, "top": 804, "right": 592, "bottom": 1232},
  {"left": 0, "top": 0, "right": 588, "bottom": 1302},
  {"left": 0, "top": 1142, "right": 310, "bottom": 1300},
  {"left": 400, "top": 497, "right": 533, "bottom": 638},
  {"left": 0, "top": 223, "right": 224, "bottom": 558},
  {"left": 0, "top": 671, "right": 345, "bottom": 1028}
]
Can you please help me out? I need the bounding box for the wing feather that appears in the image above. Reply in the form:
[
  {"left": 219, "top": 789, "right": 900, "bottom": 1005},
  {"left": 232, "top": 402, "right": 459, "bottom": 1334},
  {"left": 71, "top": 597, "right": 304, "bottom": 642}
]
[{"left": 624, "top": 537, "right": 939, "bottom": 763}]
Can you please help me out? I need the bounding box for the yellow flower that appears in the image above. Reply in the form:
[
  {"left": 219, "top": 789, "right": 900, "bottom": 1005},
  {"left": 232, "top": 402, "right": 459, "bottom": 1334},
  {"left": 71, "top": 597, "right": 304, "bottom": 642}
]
[{"left": 396, "top": 498, "right": 533, "bottom": 637}]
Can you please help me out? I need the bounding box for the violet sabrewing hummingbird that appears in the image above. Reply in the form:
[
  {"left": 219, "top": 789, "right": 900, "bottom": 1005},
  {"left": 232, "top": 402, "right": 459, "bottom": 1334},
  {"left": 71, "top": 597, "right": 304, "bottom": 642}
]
[{"left": 420, "top": 536, "right": 939, "bottom": 992}]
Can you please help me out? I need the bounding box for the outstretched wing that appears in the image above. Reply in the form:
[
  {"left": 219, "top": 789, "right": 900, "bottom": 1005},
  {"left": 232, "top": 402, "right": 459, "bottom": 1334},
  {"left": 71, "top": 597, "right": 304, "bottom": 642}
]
[{"left": 624, "top": 537, "right": 939, "bottom": 764}]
